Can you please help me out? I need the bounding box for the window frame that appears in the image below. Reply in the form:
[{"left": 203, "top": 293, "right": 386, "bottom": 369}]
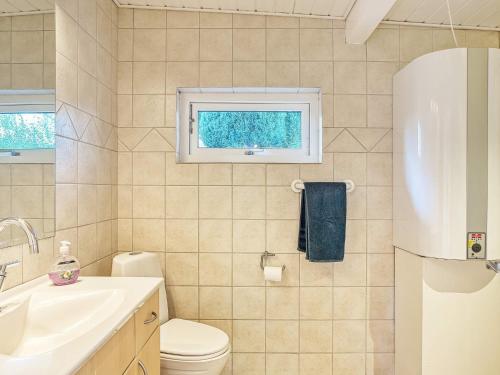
[
  {"left": 0, "top": 89, "right": 55, "bottom": 164},
  {"left": 177, "top": 88, "right": 322, "bottom": 163}
]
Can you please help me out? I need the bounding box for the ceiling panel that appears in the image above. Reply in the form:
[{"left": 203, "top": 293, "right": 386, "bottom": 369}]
[
  {"left": 0, "top": 0, "right": 54, "bottom": 15},
  {"left": 116, "top": 0, "right": 356, "bottom": 18},
  {"left": 385, "top": 0, "right": 500, "bottom": 29}
]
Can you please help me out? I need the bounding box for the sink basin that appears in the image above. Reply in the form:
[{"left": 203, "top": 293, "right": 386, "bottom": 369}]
[
  {"left": 7, "top": 287, "right": 125, "bottom": 356},
  {"left": 0, "top": 276, "right": 162, "bottom": 375}
]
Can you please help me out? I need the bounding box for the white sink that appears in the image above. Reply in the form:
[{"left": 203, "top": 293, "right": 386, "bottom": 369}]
[
  {"left": 9, "top": 288, "right": 125, "bottom": 356},
  {"left": 0, "top": 276, "right": 162, "bottom": 375}
]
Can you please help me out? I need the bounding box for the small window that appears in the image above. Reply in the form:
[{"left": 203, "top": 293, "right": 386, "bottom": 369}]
[
  {"left": 177, "top": 88, "right": 322, "bottom": 163},
  {"left": 0, "top": 90, "right": 55, "bottom": 164}
]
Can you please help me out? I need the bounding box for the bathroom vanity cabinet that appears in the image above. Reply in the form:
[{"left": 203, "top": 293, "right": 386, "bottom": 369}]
[{"left": 76, "top": 290, "right": 160, "bottom": 375}]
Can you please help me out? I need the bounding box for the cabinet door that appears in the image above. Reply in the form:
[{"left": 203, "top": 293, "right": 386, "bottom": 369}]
[
  {"left": 135, "top": 291, "right": 159, "bottom": 353},
  {"left": 123, "top": 359, "right": 137, "bottom": 375},
  {"left": 137, "top": 329, "right": 160, "bottom": 375}
]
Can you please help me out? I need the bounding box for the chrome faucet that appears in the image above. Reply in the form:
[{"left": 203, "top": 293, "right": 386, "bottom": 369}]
[{"left": 0, "top": 218, "right": 39, "bottom": 291}]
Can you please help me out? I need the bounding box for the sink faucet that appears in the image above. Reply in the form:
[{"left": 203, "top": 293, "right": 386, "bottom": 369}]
[{"left": 0, "top": 218, "right": 39, "bottom": 291}]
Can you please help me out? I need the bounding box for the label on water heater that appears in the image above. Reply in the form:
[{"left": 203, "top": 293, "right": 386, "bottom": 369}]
[{"left": 467, "top": 232, "right": 486, "bottom": 259}]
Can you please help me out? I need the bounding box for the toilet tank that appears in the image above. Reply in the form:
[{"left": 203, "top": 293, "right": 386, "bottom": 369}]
[
  {"left": 393, "top": 48, "right": 500, "bottom": 260},
  {"left": 112, "top": 252, "right": 169, "bottom": 324}
]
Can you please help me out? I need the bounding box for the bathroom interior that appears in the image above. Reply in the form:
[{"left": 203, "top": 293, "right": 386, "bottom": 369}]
[{"left": 0, "top": 0, "right": 499, "bottom": 374}]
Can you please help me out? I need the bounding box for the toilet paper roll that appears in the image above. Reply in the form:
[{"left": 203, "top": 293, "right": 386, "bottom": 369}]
[{"left": 264, "top": 266, "right": 283, "bottom": 282}]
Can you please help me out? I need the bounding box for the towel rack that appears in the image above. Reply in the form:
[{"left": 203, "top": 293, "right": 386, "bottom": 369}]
[{"left": 291, "top": 179, "right": 355, "bottom": 193}]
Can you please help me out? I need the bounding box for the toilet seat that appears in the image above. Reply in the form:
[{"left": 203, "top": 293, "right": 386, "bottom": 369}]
[{"left": 160, "top": 319, "right": 230, "bottom": 361}]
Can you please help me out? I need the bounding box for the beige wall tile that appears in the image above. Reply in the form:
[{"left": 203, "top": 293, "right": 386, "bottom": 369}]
[
  {"left": 300, "top": 320, "right": 332, "bottom": 353},
  {"left": 233, "top": 320, "right": 265, "bottom": 352},
  {"left": 167, "top": 11, "right": 199, "bottom": 28},
  {"left": 165, "top": 186, "right": 198, "bottom": 218},
  {"left": 332, "top": 353, "right": 366, "bottom": 375},
  {"left": 165, "top": 61, "right": 199, "bottom": 93},
  {"left": 168, "top": 286, "right": 199, "bottom": 319},
  {"left": 334, "top": 287, "right": 366, "bottom": 319},
  {"left": 399, "top": 28, "right": 433, "bottom": 62},
  {"left": 367, "top": 186, "right": 392, "bottom": 219},
  {"left": 233, "top": 219, "right": 266, "bottom": 252},
  {"left": 233, "top": 28, "right": 265, "bottom": 61},
  {"left": 165, "top": 219, "right": 198, "bottom": 252},
  {"left": 334, "top": 62, "right": 366, "bottom": 94},
  {"left": 132, "top": 95, "right": 165, "bottom": 127},
  {"left": 200, "top": 61, "right": 232, "bottom": 86},
  {"left": 233, "top": 186, "right": 265, "bottom": 219},
  {"left": 366, "top": 353, "right": 394, "bottom": 375},
  {"left": 367, "top": 254, "right": 394, "bottom": 286},
  {"left": 266, "top": 354, "right": 299, "bottom": 375},
  {"left": 367, "top": 29, "right": 399, "bottom": 62},
  {"left": 300, "top": 287, "right": 333, "bottom": 319},
  {"left": 165, "top": 252, "right": 198, "bottom": 285},
  {"left": 266, "top": 320, "right": 299, "bottom": 353},
  {"left": 133, "top": 218, "right": 165, "bottom": 251},
  {"left": 266, "top": 287, "right": 299, "bottom": 319},
  {"left": 299, "top": 354, "right": 332, "bottom": 375},
  {"left": 366, "top": 320, "right": 394, "bottom": 353},
  {"left": 199, "top": 164, "right": 232, "bottom": 185},
  {"left": 266, "top": 29, "right": 299, "bottom": 61},
  {"left": 233, "top": 253, "right": 265, "bottom": 286},
  {"left": 266, "top": 61, "right": 299, "bottom": 87},
  {"left": 233, "top": 61, "right": 265, "bottom": 86},
  {"left": 200, "top": 29, "right": 232, "bottom": 61},
  {"left": 266, "top": 187, "right": 299, "bottom": 219},
  {"left": 233, "top": 287, "right": 265, "bottom": 319},
  {"left": 300, "top": 254, "right": 333, "bottom": 286},
  {"left": 133, "top": 185, "right": 165, "bottom": 218},
  {"left": 234, "top": 14, "right": 265, "bottom": 28},
  {"left": 199, "top": 186, "right": 232, "bottom": 218},
  {"left": 199, "top": 219, "right": 232, "bottom": 252},
  {"left": 233, "top": 164, "right": 265, "bottom": 185},
  {"left": 334, "top": 253, "right": 367, "bottom": 286},
  {"left": 133, "top": 152, "right": 165, "bottom": 185},
  {"left": 233, "top": 353, "right": 265, "bottom": 374},
  {"left": 367, "top": 220, "right": 393, "bottom": 253},
  {"left": 199, "top": 253, "right": 232, "bottom": 286},
  {"left": 167, "top": 29, "right": 199, "bottom": 61},
  {"left": 200, "top": 286, "right": 232, "bottom": 319},
  {"left": 133, "top": 62, "right": 166, "bottom": 94},
  {"left": 134, "top": 9, "right": 166, "bottom": 29},
  {"left": 300, "top": 29, "right": 333, "bottom": 61},
  {"left": 266, "top": 219, "right": 298, "bottom": 253},
  {"left": 133, "top": 29, "right": 166, "bottom": 61},
  {"left": 200, "top": 13, "right": 232, "bottom": 28},
  {"left": 300, "top": 62, "right": 333, "bottom": 93},
  {"left": 267, "top": 16, "right": 299, "bottom": 28},
  {"left": 165, "top": 152, "right": 198, "bottom": 185},
  {"left": 333, "top": 320, "right": 366, "bottom": 353}
]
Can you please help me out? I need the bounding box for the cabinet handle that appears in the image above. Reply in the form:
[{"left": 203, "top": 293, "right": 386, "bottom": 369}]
[
  {"left": 143, "top": 311, "right": 157, "bottom": 325},
  {"left": 138, "top": 360, "right": 148, "bottom": 375}
]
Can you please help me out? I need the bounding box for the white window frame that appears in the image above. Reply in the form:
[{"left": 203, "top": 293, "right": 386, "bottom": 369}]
[
  {"left": 0, "top": 89, "right": 55, "bottom": 164},
  {"left": 177, "top": 88, "right": 322, "bottom": 163}
]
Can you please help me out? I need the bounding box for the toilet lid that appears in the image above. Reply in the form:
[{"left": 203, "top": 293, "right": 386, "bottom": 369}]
[{"left": 160, "top": 319, "right": 229, "bottom": 357}]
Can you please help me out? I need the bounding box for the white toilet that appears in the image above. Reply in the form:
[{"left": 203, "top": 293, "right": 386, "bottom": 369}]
[{"left": 111, "top": 252, "right": 230, "bottom": 375}]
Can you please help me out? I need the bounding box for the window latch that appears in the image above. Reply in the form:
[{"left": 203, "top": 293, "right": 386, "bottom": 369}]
[
  {"left": 0, "top": 150, "right": 20, "bottom": 157},
  {"left": 244, "top": 149, "right": 264, "bottom": 155}
]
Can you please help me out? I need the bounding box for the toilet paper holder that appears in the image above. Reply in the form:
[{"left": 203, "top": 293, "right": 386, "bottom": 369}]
[{"left": 260, "top": 251, "right": 286, "bottom": 271}]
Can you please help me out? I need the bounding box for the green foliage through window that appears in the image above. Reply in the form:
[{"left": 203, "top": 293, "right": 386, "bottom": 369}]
[
  {"left": 198, "top": 111, "right": 302, "bottom": 149},
  {"left": 0, "top": 113, "right": 55, "bottom": 150}
]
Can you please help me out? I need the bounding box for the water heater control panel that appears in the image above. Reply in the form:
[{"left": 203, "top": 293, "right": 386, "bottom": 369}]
[{"left": 467, "top": 232, "right": 486, "bottom": 259}]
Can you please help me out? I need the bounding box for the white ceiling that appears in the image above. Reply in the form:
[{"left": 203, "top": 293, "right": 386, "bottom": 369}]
[
  {"left": 0, "top": 0, "right": 54, "bottom": 15},
  {"left": 116, "top": 0, "right": 500, "bottom": 30},
  {"left": 117, "top": 0, "right": 357, "bottom": 18},
  {"left": 385, "top": 0, "right": 500, "bottom": 29}
]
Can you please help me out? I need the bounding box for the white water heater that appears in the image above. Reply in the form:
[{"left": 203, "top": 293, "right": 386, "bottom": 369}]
[
  {"left": 394, "top": 48, "right": 500, "bottom": 375},
  {"left": 394, "top": 48, "right": 500, "bottom": 260}
]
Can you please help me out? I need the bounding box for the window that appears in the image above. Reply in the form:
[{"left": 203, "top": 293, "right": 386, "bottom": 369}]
[
  {"left": 177, "top": 88, "right": 322, "bottom": 163},
  {"left": 0, "top": 90, "right": 55, "bottom": 163}
]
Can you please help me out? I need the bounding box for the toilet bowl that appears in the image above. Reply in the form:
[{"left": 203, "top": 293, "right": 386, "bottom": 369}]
[{"left": 111, "top": 252, "right": 230, "bottom": 375}]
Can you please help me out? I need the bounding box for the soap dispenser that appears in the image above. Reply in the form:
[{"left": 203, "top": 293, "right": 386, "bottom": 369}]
[{"left": 48, "top": 241, "right": 80, "bottom": 286}]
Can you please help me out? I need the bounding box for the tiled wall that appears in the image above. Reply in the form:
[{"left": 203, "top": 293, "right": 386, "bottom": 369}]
[
  {"left": 0, "top": 163, "right": 55, "bottom": 246},
  {"left": 0, "top": 0, "right": 119, "bottom": 291},
  {"left": 116, "top": 9, "right": 499, "bottom": 375},
  {"left": 54, "top": 0, "right": 119, "bottom": 277},
  {"left": 0, "top": 13, "right": 55, "bottom": 89}
]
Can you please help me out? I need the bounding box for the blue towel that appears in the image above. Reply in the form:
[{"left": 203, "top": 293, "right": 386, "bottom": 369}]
[{"left": 298, "top": 182, "right": 347, "bottom": 262}]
